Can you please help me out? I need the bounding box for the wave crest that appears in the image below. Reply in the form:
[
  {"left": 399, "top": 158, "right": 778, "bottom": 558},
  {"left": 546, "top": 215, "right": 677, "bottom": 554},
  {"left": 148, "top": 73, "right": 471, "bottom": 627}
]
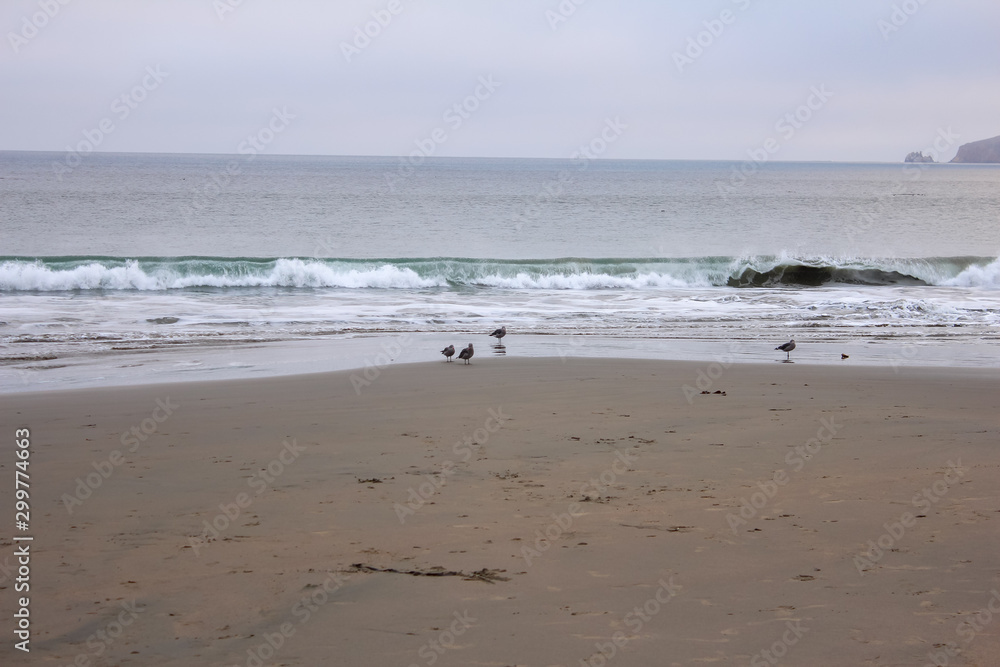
[
  {"left": 1, "top": 255, "right": 996, "bottom": 291},
  {"left": 942, "top": 257, "right": 1000, "bottom": 288},
  {"left": 727, "top": 264, "right": 928, "bottom": 288}
]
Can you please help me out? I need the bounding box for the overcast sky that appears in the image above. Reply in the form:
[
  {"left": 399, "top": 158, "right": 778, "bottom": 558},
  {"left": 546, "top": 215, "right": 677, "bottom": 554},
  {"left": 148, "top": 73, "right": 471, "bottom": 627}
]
[{"left": 2, "top": 0, "right": 998, "bottom": 162}]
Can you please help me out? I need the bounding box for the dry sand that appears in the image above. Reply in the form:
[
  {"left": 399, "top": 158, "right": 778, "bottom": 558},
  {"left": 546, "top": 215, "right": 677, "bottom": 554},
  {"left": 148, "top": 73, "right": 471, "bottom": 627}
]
[{"left": 1, "top": 357, "right": 998, "bottom": 666}]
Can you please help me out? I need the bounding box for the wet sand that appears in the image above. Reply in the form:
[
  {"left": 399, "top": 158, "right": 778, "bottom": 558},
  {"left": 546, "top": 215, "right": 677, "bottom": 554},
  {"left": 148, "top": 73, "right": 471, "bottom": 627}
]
[{"left": 2, "top": 357, "right": 998, "bottom": 666}]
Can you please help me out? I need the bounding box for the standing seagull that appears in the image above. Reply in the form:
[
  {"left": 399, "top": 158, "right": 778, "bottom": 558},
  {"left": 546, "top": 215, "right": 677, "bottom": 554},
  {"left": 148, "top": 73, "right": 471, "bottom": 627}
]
[
  {"left": 775, "top": 339, "right": 796, "bottom": 361},
  {"left": 441, "top": 344, "right": 455, "bottom": 362},
  {"left": 489, "top": 325, "right": 507, "bottom": 344},
  {"left": 458, "top": 343, "right": 474, "bottom": 364}
]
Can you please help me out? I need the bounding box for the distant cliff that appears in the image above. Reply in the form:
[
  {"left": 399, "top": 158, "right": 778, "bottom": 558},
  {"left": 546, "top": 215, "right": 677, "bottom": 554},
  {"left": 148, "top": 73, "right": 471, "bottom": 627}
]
[{"left": 950, "top": 135, "right": 1000, "bottom": 163}]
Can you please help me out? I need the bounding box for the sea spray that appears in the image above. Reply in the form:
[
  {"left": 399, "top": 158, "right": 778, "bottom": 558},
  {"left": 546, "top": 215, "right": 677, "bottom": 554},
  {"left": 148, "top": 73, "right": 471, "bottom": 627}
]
[{"left": 2, "top": 255, "right": 995, "bottom": 291}]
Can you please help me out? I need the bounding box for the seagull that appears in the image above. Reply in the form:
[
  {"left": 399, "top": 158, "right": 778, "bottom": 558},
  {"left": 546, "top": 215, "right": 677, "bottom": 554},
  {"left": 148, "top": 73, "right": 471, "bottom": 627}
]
[
  {"left": 775, "top": 339, "right": 796, "bottom": 361},
  {"left": 441, "top": 345, "right": 455, "bottom": 362},
  {"left": 458, "top": 343, "right": 474, "bottom": 364},
  {"left": 489, "top": 325, "right": 507, "bottom": 344}
]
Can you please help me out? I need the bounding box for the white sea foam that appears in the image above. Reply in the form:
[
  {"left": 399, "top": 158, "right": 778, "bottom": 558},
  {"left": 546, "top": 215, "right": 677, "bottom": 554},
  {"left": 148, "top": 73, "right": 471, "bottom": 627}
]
[
  {"left": 942, "top": 257, "right": 1000, "bottom": 288},
  {"left": 468, "top": 271, "right": 709, "bottom": 290},
  {"left": 2, "top": 255, "right": 998, "bottom": 292},
  {"left": 0, "top": 259, "right": 445, "bottom": 291},
  {"left": 0, "top": 260, "right": 161, "bottom": 291}
]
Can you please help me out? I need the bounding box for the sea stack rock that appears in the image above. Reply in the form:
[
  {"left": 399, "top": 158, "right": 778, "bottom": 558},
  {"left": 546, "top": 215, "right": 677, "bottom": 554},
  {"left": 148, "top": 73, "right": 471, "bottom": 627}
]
[
  {"left": 950, "top": 135, "right": 1000, "bottom": 163},
  {"left": 904, "top": 151, "right": 935, "bottom": 163}
]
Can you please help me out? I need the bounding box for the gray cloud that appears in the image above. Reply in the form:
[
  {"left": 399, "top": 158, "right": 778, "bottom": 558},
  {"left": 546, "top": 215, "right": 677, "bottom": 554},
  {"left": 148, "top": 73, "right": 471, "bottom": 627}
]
[{"left": 2, "top": 0, "right": 998, "bottom": 161}]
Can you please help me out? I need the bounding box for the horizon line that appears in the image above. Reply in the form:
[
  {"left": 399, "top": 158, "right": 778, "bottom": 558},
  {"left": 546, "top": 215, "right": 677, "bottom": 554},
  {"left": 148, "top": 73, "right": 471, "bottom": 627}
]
[{"left": 0, "top": 148, "right": 972, "bottom": 166}]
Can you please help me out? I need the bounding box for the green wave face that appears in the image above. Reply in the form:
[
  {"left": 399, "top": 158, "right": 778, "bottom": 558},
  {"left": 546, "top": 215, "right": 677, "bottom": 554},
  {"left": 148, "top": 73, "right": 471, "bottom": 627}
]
[{"left": 0, "top": 255, "right": 996, "bottom": 291}]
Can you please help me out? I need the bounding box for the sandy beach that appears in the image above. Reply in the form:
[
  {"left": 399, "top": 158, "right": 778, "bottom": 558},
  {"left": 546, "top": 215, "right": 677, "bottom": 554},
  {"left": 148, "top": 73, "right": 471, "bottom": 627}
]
[{"left": 2, "top": 357, "right": 998, "bottom": 666}]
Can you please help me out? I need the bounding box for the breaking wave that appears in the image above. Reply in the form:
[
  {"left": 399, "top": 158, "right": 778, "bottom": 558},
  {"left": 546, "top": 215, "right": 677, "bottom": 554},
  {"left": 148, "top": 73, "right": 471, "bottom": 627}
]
[{"left": 1, "top": 255, "right": 997, "bottom": 291}]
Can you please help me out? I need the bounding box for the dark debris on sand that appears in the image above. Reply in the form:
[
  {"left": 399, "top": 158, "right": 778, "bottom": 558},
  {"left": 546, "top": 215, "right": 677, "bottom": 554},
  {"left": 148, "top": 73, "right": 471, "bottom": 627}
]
[{"left": 345, "top": 564, "right": 511, "bottom": 584}]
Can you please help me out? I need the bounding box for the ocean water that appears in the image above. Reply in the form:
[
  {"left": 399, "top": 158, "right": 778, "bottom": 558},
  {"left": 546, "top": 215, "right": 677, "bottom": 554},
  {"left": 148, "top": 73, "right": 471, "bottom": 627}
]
[{"left": 2, "top": 151, "right": 999, "bottom": 392}]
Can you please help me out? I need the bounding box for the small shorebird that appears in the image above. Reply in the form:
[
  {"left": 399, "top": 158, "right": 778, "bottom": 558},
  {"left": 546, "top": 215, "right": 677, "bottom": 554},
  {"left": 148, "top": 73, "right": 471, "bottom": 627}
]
[
  {"left": 458, "top": 343, "right": 474, "bottom": 364},
  {"left": 441, "top": 345, "right": 455, "bottom": 362},
  {"left": 841, "top": 353, "right": 849, "bottom": 360},
  {"left": 775, "top": 339, "right": 796, "bottom": 361},
  {"left": 489, "top": 326, "right": 507, "bottom": 344}
]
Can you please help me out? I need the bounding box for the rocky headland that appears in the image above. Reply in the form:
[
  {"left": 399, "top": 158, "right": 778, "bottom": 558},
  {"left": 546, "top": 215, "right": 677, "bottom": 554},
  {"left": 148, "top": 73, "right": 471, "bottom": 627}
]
[{"left": 950, "top": 135, "right": 1000, "bottom": 163}]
